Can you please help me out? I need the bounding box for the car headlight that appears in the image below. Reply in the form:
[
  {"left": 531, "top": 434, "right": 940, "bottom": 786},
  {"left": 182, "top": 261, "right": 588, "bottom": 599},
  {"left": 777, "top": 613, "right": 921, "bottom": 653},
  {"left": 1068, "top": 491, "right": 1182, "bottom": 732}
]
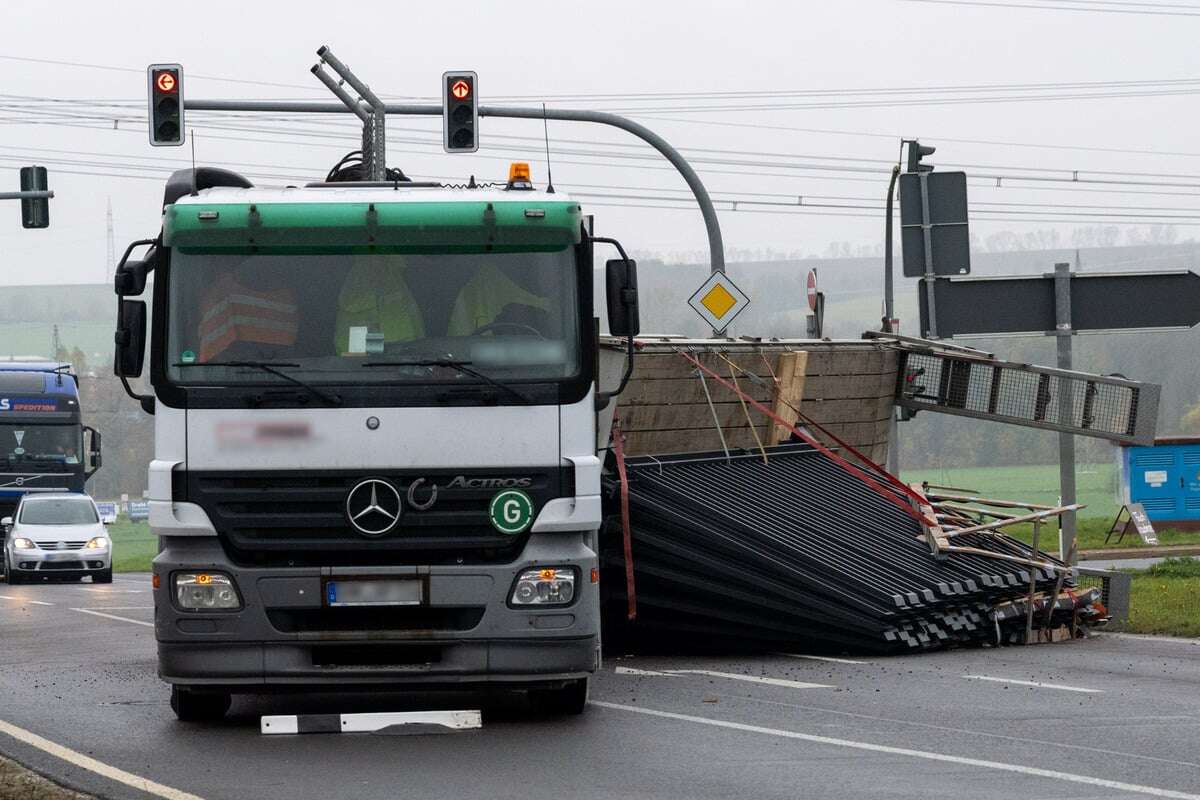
[
  {"left": 12, "top": 537, "right": 35, "bottom": 550},
  {"left": 85, "top": 536, "right": 109, "bottom": 550},
  {"left": 510, "top": 567, "right": 577, "bottom": 606},
  {"left": 174, "top": 572, "right": 242, "bottom": 610}
]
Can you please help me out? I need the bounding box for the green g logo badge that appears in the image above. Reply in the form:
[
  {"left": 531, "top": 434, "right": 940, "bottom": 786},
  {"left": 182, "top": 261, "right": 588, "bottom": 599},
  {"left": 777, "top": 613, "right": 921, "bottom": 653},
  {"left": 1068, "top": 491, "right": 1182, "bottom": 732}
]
[{"left": 490, "top": 489, "right": 534, "bottom": 535}]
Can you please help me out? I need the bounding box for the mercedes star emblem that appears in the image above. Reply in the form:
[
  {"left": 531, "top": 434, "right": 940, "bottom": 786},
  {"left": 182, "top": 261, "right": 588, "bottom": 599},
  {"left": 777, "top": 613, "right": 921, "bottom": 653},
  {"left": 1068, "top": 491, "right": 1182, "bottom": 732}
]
[{"left": 345, "top": 478, "right": 402, "bottom": 536}]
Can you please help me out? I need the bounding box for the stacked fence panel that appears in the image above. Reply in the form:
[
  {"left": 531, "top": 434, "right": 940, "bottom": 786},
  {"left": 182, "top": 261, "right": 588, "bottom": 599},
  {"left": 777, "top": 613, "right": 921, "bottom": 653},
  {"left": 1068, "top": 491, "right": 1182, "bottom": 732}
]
[{"left": 601, "top": 443, "right": 1079, "bottom": 654}]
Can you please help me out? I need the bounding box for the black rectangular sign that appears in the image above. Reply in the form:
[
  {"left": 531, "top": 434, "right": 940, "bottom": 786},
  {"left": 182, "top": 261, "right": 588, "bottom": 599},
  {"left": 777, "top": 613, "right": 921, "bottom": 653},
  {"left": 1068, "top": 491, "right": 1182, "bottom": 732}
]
[
  {"left": 919, "top": 271, "right": 1200, "bottom": 338},
  {"left": 899, "top": 171, "right": 970, "bottom": 277}
]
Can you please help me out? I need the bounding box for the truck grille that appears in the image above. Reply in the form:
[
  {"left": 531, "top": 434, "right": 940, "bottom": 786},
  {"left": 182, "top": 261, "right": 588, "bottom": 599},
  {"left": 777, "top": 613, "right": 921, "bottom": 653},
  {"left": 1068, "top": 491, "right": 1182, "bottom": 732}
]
[{"left": 176, "top": 468, "right": 571, "bottom": 566}]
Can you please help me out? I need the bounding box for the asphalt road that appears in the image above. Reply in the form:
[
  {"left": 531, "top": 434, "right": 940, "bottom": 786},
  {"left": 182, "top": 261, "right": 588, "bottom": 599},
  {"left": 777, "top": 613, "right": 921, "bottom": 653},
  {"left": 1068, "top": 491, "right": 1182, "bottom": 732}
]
[{"left": 3, "top": 574, "right": 1200, "bottom": 800}]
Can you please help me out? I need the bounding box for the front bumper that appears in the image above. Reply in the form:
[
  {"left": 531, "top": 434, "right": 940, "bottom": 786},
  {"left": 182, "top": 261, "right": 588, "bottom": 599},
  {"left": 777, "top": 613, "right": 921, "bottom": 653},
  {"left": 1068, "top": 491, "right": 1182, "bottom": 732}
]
[
  {"left": 152, "top": 532, "right": 600, "bottom": 688},
  {"left": 9, "top": 547, "right": 109, "bottom": 575}
]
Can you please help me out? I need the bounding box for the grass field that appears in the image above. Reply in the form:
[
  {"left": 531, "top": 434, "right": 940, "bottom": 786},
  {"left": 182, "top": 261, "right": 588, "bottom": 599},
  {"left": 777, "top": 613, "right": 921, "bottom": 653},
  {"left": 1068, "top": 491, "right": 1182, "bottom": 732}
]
[
  {"left": 1126, "top": 558, "right": 1200, "bottom": 638},
  {"left": 902, "top": 462, "right": 1120, "bottom": 519},
  {"left": 109, "top": 519, "right": 156, "bottom": 572}
]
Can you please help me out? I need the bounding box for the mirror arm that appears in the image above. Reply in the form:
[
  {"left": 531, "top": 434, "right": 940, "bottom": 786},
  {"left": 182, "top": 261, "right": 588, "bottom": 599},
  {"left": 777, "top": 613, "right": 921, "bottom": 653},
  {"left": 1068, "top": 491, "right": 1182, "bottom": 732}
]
[{"left": 591, "top": 235, "right": 637, "bottom": 410}]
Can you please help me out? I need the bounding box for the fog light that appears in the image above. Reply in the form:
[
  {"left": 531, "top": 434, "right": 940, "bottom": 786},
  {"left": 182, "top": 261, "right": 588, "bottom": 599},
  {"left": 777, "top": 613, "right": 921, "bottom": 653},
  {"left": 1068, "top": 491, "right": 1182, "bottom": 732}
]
[
  {"left": 510, "top": 566, "right": 576, "bottom": 606},
  {"left": 174, "top": 572, "right": 241, "bottom": 610}
]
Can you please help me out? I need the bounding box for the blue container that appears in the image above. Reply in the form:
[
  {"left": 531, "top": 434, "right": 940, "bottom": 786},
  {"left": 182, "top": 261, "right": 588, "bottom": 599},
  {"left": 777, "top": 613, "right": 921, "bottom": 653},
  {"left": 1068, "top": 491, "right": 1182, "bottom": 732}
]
[{"left": 1121, "top": 437, "right": 1200, "bottom": 523}]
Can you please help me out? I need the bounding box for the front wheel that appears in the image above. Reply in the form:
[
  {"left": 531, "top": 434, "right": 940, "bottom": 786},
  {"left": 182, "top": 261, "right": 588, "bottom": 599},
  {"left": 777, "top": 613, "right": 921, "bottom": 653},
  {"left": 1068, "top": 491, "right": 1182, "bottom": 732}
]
[
  {"left": 93, "top": 568, "right": 112, "bottom": 584},
  {"left": 170, "top": 686, "right": 231, "bottom": 722},
  {"left": 529, "top": 678, "right": 589, "bottom": 716}
]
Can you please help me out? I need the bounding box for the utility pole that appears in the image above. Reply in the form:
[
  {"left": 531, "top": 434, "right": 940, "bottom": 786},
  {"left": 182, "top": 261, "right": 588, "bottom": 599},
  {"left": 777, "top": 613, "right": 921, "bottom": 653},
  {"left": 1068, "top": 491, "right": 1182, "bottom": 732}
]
[{"left": 106, "top": 198, "right": 116, "bottom": 284}]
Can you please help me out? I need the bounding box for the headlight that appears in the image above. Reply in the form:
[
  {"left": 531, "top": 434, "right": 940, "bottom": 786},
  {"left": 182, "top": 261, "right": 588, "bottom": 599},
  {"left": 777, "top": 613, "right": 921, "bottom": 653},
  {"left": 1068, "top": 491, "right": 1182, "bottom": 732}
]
[
  {"left": 174, "top": 572, "right": 242, "bottom": 610},
  {"left": 510, "top": 567, "right": 576, "bottom": 606},
  {"left": 85, "top": 536, "right": 109, "bottom": 550},
  {"left": 12, "top": 537, "right": 35, "bottom": 550}
]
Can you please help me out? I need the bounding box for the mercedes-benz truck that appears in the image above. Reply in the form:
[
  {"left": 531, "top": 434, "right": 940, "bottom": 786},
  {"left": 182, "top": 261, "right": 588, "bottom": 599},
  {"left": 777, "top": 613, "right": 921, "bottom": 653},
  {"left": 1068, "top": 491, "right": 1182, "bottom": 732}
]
[{"left": 112, "top": 163, "right": 638, "bottom": 720}]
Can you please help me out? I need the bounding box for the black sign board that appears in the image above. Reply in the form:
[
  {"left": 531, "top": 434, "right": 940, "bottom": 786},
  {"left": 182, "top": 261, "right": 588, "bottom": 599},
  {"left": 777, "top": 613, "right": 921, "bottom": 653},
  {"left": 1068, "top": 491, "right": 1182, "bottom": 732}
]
[
  {"left": 899, "top": 171, "right": 970, "bottom": 277},
  {"left": 919, "top": 271, "right": 1200, "bottom": 338}
]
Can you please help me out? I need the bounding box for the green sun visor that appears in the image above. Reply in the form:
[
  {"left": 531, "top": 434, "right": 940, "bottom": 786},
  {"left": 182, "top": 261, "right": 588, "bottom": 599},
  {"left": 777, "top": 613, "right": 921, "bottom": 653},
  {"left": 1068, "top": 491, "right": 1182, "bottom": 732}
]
[{"left": 164, "top": 200, "right": 583, "bottom": 254}]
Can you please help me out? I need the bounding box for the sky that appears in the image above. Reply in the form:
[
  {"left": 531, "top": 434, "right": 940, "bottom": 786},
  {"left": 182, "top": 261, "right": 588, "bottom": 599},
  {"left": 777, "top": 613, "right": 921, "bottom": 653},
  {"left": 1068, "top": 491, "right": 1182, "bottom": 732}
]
[{"left": 2, "top": 0, "right": 1200, "bottom": 285}]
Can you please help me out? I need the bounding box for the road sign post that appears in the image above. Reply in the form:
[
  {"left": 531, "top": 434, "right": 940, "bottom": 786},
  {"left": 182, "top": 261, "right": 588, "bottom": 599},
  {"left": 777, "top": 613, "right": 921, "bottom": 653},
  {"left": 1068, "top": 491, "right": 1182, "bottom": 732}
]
[{"left": 1053, "top": 262, "right": 1078, "bottom": 561}]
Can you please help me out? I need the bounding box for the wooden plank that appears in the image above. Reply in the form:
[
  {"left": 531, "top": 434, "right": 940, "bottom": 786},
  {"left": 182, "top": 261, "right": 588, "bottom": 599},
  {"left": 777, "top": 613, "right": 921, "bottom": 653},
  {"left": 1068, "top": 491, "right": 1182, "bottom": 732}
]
[
  {"left": 769, "top": 351, "right": 807, "bottom": 445},
  {"left": 624, "top": 427, "right": 764, "bottom": 456},
  {"left": 618, "top": 397, "right": 888, "bottom": 432},
  {"left": 801, "top": 374, "right": 889, "bottom": 400}
]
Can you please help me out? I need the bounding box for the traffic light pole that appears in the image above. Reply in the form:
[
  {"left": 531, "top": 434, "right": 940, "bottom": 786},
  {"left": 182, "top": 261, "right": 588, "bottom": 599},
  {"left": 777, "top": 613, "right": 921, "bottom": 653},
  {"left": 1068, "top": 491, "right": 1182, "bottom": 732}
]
[
  {"left": 185, "top": 98, "right": 726, "bottom": 276},
  {"left": 0, "top": 190, "right": 52, "bottom": 201}
]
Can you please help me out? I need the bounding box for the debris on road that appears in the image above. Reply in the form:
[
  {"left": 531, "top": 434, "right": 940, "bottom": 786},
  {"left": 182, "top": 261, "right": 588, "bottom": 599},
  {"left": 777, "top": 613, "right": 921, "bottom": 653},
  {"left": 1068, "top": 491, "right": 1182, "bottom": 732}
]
[
  {"left": 261, "top": 710, "right": 482, "bottom": 736},
  {"left": 601, "top": 442, "right": 1103, "bottom": 654}
]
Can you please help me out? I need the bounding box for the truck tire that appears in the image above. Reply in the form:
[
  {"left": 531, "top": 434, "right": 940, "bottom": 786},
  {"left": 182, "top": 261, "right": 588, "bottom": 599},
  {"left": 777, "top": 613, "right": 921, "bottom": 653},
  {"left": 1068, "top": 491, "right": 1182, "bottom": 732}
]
[
  {"left": 170, "top": 686, "right": 231, "bottom": 722},
  {"left": 530, "top": 678, "right": 589, "bottom": 716},
  {"left": 93, "top": 568, "right": 112, "bottom": 584}
]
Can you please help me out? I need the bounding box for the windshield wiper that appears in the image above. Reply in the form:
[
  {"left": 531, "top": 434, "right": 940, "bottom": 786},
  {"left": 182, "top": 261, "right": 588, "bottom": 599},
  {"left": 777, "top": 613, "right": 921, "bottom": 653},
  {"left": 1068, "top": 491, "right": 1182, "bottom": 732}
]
[
  {"left": 174, "top": 361, "right": 343, "bottom": 407},
  {"left": 363, "top": 359, "right": 531, "bottom": 404}
]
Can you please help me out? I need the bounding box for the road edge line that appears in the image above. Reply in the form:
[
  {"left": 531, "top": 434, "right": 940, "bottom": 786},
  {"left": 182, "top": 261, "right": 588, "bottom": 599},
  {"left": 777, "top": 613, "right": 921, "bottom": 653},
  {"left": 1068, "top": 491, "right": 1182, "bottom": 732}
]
[
  {"left": 0, "top": 719, "right": 205, "bottom": 800},
  {"left": 590, "top": 701, "right": 1200, "bottom": 800}
]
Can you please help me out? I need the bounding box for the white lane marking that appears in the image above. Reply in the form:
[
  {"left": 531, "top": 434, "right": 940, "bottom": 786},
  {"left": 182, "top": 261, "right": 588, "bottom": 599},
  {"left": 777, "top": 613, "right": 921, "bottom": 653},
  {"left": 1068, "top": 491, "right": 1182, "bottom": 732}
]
[
  {"left": 615, "top": 666, "right": 831, "bottom": 689},
  {"left": 615, "top": 666, "right": 681, "bottom": 677},
  {"left": 88, "top": 606, "right": 154, "bottom": 611},
  {"left": 961, "top": 674, "right": 1102, "bottom": 694},
  {"left": 737, "top": 696, "right": 1200, "bottom": 770},
  {"left": 778, "top": 653, "right": 870, "bottom": 665},
  {"left": 0, "top": 719, "right": 205, "bottom": 800},
  {"left": 1104, "top": 632, "right": 1200, "bottom": 646},
  {"left": 79, "top": 587, "right": 144, "bottom": 594},
  {"left": 71, "top": 608, "right": 153, "bottom": 627},
  {"left": 591, "top": 702, "right": 1200, "bottom": 800},
  {"left": 0, "top": 595, "right": 52, "bottom": 605}
]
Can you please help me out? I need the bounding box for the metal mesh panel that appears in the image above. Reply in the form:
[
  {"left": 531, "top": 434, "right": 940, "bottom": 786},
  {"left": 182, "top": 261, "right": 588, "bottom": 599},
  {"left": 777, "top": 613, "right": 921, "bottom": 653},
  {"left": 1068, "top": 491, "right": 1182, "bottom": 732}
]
[{"left": 898, "top": 351, "right": 1156, "bottom": 444}]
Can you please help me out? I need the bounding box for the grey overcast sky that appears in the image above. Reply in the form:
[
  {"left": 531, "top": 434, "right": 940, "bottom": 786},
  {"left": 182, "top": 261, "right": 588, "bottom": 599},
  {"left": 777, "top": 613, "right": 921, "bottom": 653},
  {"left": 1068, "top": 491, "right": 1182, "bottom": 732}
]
[{"left": 1, "top": 0, "right": 1198, "bottom": 284}]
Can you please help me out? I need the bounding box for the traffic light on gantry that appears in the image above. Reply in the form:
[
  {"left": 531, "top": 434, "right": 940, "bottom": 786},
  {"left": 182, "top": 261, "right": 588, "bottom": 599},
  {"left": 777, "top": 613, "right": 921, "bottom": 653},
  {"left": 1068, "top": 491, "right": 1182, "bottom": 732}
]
[
  {"left": 443, "top": 71, "right": 478, "bottom": 153},
  {"left": 19, "top": 166, "right": 48, "bottom": 229},
  {"left": 148, "top": 64, "right": 184, "bottom": 146}
]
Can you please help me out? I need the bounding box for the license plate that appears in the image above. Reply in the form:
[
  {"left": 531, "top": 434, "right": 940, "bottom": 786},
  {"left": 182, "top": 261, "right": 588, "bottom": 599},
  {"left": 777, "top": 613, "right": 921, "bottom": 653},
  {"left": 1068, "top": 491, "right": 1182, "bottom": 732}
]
[{"left": 326, "top": 578, "right": 423, "bottom": 607}]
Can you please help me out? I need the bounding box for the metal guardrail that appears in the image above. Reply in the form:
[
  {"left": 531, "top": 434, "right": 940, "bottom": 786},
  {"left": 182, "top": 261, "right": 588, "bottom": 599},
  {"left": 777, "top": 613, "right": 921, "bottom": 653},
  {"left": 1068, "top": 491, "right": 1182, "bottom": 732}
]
[{"left": 1077, "top": 566, "right": 1131, "bottom": 626}]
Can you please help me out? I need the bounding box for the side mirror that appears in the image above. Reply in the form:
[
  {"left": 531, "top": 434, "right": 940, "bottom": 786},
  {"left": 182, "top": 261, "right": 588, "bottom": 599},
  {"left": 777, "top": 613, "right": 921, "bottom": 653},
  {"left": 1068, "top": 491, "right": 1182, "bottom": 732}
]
[
  {"left": 114, "top": 300, "right": 147, "bottom": 378},
  {"left": 605, "top": 258, "right": 640, "bottom": 338},
  {"left": 1, "top": 517, "right": 12, "bottom": 528},
  {"left": 114, "top": 249, "right": 155, "bottom": 297},
  {"left": 87, "top": 428, "right": 102, "bottom": 471}
]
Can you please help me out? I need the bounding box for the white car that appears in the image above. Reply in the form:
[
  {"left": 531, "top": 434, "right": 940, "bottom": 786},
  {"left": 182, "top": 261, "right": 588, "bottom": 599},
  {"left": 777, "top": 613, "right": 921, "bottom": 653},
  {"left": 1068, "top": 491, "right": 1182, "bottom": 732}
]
[{"left": 2, "top": 493, "right": 111, "bottom": 584}]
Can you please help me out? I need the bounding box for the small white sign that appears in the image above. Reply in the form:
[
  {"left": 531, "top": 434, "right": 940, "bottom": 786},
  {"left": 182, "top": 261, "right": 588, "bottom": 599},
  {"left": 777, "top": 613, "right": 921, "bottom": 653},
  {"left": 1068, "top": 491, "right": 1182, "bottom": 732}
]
[
  {"left": 687, "top": 272, "right": 750, "bottom": 333},
  {"left": 1144, "top": 470, "right": 1168, "bottom": 487}
]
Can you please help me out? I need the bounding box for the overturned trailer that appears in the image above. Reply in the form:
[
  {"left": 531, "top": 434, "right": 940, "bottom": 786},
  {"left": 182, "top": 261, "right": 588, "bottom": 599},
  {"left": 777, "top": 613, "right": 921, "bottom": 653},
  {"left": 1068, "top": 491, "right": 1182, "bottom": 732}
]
[{"left": 595, "top": 336, "right": 1146, "bottom": 653}]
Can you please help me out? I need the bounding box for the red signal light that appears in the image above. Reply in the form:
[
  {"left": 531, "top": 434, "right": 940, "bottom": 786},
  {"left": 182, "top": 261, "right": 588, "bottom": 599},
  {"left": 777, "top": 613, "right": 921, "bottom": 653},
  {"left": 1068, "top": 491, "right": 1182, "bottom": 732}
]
[
  {"left": 155, "top": 71, "right": 177, "bottom": 93},
  {"left": 450, "top": 79, "right": 470, "bottom": 100}
]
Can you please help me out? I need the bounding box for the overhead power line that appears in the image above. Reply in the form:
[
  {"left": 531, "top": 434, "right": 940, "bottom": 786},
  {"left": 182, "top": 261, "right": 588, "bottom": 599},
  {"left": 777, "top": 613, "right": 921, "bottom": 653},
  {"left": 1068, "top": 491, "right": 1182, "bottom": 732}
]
[{"left": 903, "top": 0, "right": 1200, "bottom": 16}]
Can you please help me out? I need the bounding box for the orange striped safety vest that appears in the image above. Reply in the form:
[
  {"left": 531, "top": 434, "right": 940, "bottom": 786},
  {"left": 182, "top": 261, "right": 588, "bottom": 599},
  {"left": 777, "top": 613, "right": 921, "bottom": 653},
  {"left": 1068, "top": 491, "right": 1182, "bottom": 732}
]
[{"left": 199, "top": 274, "right": 299, "bottom": 362}]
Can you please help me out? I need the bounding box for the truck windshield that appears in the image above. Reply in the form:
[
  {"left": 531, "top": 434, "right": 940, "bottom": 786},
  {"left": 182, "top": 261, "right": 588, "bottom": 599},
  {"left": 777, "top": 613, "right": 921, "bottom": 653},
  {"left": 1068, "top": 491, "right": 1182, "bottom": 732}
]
[
  {"left": 165, "top": 249, "right": 580, "bottom": 386},
  {"left": 0, "top": 424, "right": 81, "bottom": 467},
  {"left": 19, "top": 497, "right": 97, "bottom": 525}
]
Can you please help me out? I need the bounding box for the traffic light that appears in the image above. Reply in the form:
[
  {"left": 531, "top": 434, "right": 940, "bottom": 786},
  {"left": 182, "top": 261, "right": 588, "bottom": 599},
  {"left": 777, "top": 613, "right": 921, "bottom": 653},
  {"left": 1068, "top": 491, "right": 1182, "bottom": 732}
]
[
  {"left": 442, "top": 71, "right": 478, "bottom": 153},
  {"left": 905, "top": 140, "right": 935, "bottom": 173},
  {"left": 19, "top": 166, "right": 48, "bottom": 229},
  {"left": 147, "top": 64, "right": 184, "bottom": 146}
]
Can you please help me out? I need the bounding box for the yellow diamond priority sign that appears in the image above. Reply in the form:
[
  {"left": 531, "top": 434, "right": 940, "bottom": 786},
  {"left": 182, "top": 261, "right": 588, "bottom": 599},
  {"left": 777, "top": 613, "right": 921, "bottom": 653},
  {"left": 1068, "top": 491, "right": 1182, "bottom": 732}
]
[{"left": 688, "top": 271, "right": 750, "bottom": 333}]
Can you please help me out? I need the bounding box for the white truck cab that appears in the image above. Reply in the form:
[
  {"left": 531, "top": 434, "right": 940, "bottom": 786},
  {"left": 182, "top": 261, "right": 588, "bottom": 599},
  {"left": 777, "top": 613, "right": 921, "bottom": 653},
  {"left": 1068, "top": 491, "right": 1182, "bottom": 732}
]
[{"left": 113, "top": 165, "right": 640, "bottom": 720}]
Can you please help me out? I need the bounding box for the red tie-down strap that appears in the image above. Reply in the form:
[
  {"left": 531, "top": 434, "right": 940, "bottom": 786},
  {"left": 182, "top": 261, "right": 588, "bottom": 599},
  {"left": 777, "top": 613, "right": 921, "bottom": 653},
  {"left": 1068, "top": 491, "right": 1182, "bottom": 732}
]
[
  {"left": 678, "top": 351, "right": 936, "bottom": 527},
  {"left": 611, "top": 416, "right": 637, "bottom": 620}
]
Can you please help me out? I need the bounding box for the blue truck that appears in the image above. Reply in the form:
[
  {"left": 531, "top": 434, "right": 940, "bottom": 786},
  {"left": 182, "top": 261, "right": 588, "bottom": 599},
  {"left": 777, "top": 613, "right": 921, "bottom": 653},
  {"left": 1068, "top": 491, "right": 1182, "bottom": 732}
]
[{"left": 0, "top": 360, "right": 101, "bottom": 517}]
